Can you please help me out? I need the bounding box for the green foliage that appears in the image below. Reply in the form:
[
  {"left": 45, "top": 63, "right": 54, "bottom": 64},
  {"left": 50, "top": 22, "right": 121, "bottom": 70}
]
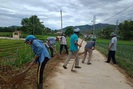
[
  {"left": 0, "top": 35, "right": 61, "bottom": 68},
  {"left": 65, "top": 26, "right": 73, "bottom": 36},
  {"left": 0, "top": 26, "right": 21, "bottom": 32},
  {"left": 0, "top": 39, "right": 33, "bottom": 68},
  {"left": 0, "top": 32, "right": 12, "bottom": 37},
  {"left": 21, "top": 15, "right": 48, "bottom": 35},
  {"left": 99, "top": 26, "right": 114, "bottom": 39},
  {"left": 118, "top": 20, "right": 133, "bottom": 40},
  {"left": 13, "top": 46, "right": 33, "bottom": 67}
]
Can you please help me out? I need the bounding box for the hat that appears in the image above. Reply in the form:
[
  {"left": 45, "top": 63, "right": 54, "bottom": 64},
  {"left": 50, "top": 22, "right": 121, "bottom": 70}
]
[
  {"left": 110, "top": 32, "right": 117, "bottom": 36},
  {"left": 25, "top": 35, "right": 35, "bottom": 43},
  {"left": 74, "top": 28, "right": 80, "bottom": 32}
]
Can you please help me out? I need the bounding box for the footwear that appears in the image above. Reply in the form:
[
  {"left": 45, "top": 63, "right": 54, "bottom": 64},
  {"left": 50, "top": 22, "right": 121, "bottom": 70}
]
[
  {"left": 87, "top": 63, "right": 91, "bottom": 65},
  {"left": 37, "top": 84, "right": 43, "bottom": 89},
  {"left": 75, "top": 66, "right": 81, "bottom": 68},
  {"left": 113, "top": 62, "right": 117, "bottom": 64},
  {"left": 63, "top": 65, "right": 67, "bottom": 69},
  {"left": 82, "top": 61, "right": 84, "bottom": 63},
  {"left": 105, "top": 61, "right": 109, "bottom": 63}
]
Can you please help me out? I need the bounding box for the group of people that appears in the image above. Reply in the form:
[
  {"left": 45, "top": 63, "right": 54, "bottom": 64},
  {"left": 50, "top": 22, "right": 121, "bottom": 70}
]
[
  {"left": 24, "top": 28, "right": 117, "bottom": 89},
  {"left": 45, "top": 33, "right": 68, "bottom": 57},
  {"left": 63, "top": 28, "right": 97, "bottom": 69},
  {"left": 24, "top": 31, "right": 69, "bottom": 89}
]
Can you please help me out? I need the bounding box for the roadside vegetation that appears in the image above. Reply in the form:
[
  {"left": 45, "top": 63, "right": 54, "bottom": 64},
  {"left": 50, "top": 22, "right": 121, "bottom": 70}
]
[
  {"left": 0, "top": 39, "right": 33, "bottom": 70},
  {"left": 0, "top": 37, "right": 66, "bottom": 89},
  {"left": 96, "top": 39, "right": 133, "bottom": 77}
]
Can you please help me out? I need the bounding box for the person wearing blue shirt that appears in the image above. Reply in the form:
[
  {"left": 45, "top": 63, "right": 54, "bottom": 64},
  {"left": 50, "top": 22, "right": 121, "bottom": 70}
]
[
  {"left": 81, "top": 38, "right": 96, "bottom": 65},
  {"left": 25, "top": 35, "right": 50, "bottom": 89},
  {"left": 63, "top": 28, "right": 82, "bottom": 69},
  {"left": 46, "top": 37, "right": 59, "bottom": 57}
]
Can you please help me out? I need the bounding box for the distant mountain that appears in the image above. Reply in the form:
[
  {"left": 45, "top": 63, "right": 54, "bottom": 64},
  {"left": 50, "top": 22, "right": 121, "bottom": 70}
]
[{"left": 62, "top": 23, "right": 116, "bottom": 33}]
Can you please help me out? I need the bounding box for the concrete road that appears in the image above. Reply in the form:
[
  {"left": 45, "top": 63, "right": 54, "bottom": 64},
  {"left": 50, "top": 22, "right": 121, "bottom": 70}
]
[{"left": 44, "top": 39, "right": 133, "bottom": 89}]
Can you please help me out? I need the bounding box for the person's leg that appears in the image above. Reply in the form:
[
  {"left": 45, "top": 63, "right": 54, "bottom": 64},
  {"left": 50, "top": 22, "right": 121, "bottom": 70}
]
[
  {"left": 37, "top": 58, "right": 49, "bottom": 89},
  {"left": 60, "top": 45, "right": 63, "bottom": 54},
  {"left": 63, "top": 51, "right": 72, "bottom": 69},
  {"left": 64, "top": 45, "right": 69, "bottom": 54},
  {"left": 106, "top": 51, "right": 111, "bottom": 63},
  {"left": 73, "top": 52, "right": 81, "bottom": 68},
  {"left": 111, "top": 51, "right": 116, "bottom": 64},
  {"left": 82, "top": 48, "right": 87, "bottom": 63},
  {"left": 87, "top": 49, "right": 92, "bottom": 64}
]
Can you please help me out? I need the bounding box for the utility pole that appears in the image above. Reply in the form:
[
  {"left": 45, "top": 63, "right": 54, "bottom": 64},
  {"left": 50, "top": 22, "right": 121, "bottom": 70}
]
[
  {"left": 115, "top": 20, "right": 119, "bottom": 34},
  {"left": 92, "top": 15, "right": 96, "bottom": 38},
  {"left": 60, "top": 10, "right": 63, "bottom": 33}
]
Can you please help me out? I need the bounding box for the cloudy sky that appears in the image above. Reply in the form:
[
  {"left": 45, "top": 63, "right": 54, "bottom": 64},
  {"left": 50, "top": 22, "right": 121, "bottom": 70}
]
[{"left": 0, "top": 0, "right": 133, "bottom": 30}]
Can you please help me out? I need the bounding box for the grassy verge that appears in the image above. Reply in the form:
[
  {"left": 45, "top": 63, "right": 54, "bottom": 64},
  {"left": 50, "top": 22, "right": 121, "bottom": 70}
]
[{"left": 96, "top": 39, "right": 133, "bottom": 77}]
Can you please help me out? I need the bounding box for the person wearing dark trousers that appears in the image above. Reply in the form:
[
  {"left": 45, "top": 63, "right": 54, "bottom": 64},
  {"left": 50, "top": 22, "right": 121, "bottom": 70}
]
[
  {"left": 37, "top": 57, "right": 49, "bottom": 88},
  {"left": 60, "top": 33, "right": 68, "bottom": 54},
  {"left": 60, "top": 45, "right": 68, "bottom": 54},
  {"left": 105, "top": 32, "right": 117, "bottom": 64},
  {"left": 107, "top": 51, "right": 116, "bottom": 64},
  {"left": 25, "top": 35, "right": 50, "bottom": 89}
]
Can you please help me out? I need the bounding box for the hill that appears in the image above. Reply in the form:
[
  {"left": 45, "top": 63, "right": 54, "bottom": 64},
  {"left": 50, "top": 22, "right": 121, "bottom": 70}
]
[{"left": 62, "top": 23, "right": 116, "bottom": 33}]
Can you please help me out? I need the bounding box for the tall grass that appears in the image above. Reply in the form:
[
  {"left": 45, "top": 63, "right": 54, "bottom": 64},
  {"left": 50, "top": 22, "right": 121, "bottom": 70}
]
[{"left": 0, "top": 39, "right": 34, "bottom": 69}]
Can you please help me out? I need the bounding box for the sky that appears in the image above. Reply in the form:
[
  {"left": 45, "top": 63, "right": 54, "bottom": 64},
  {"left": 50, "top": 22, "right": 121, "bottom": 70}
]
[{"left": 0, "top": 0, "right": 133, "bottom": 30}]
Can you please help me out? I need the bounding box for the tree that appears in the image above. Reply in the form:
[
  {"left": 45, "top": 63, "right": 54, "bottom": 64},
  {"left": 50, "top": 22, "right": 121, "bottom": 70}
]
[
  {"left": 100, "top": 26, "right": 114, "bottom": 39},
  {"left": 118, "top": 20, "right": 133, "bottom": 40},
  {"left": 21, "top": 15, "right": 45, "bottom": 35},
  {"left": 65, "top": 26, "right": 73, "bottom": 36}
]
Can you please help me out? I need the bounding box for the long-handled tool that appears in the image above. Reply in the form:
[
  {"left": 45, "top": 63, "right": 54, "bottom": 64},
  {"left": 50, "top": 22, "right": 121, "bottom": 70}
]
[
  {"left": 71, "top": 39, "right": 84, "bottom": 71},
  {"left": 8, "top": 65, "right": 31, "bottom": 84},
  {"left": 51, "top": 46, "right": 63, "bottom": 60},
  {"left": 1, "top": 65, "right": 31, "bottom": 88}
]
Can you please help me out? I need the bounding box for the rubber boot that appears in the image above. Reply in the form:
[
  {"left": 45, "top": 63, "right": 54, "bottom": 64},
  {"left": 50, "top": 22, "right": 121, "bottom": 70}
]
[{"left": 37, "top": 84, "right": 43, "bottom": 89}]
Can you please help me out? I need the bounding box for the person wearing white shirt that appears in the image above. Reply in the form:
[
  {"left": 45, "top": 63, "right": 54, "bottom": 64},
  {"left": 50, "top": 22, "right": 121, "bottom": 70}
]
[
  {"left": 105, "top": 32, "right": 117, "bottom": 64},
  {"left": 60, "top": 34, "right": 68, "bottom": 54}
]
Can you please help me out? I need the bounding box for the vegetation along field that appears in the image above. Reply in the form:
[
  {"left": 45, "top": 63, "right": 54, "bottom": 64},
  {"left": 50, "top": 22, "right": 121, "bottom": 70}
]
[
  {"left": 0, "top": 38, "right": 63, "bottom": 89},
  {"left": 96, "top": 39, "right": 133, "bottom": 77}
]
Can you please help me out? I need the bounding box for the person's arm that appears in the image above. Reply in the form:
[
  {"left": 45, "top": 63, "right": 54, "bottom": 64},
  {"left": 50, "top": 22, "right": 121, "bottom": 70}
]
[
  {"left": 92, "top": 47, "right": 95, "bottom": 50},
  {"left": 108, "top": 43, "right": 114, "bottom": 51},
  {"left": 29, "top": 56, "right": 39, "bottom": 66},
  {"left": 74, "top": 41, "right": 81, "bottom": 47},
  {"left": 108, "top": 38, "right": 114, "bottom": 51}
]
